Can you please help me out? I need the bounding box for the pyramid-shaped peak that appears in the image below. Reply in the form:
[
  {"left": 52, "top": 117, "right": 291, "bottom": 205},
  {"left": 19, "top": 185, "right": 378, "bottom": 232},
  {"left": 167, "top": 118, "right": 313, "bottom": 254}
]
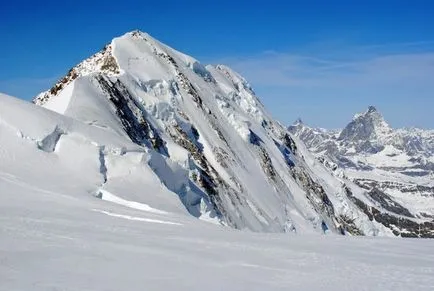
[
  {"left": 119, "top": 30, "right": 166, "bottom": 47},
  {"left": 128, "top": 29, "right": 147, "bottom": 35},
  {"left": 34, "top": 29, "right": 200, "bottom": 105},
  {"left": 340, "top": 106, "right": 391, "bottom": 141},
  {"left": 353, "top": 105, "right": 383, "bottom": 121},
  {"left": 367, "top": 106, "right": 377, "bottom": 114},
  {"left": 125, "top": 29, "right": 154, "bottom": 39}
]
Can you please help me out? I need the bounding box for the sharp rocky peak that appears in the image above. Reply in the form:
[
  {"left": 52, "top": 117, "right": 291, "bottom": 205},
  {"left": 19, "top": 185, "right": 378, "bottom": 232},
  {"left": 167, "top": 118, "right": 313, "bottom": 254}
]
[
  {"left": 353, "top": 106, "right": 383, "bottom": 121},
  {"left": 338, "top": 106, "right": 391, "bottom": 142},
  {"left": 366, "top": 105, "right": 377, "bottom": 114}
]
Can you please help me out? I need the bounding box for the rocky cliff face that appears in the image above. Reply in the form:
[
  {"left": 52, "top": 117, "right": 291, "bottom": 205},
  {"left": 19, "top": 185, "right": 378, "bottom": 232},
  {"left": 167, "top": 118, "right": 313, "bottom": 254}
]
[{"left": 289, "top": 107, "right": 434, "bottom": 237}]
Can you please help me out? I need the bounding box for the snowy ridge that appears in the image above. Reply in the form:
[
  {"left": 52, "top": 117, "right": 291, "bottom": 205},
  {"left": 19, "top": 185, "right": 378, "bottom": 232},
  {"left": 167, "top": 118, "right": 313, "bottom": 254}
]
[
  {"left": 34, "top": 43, "right": 120, "bottom": 109},
  {"left": 289, "top": 106, "right": 434, "bottom": 237}
]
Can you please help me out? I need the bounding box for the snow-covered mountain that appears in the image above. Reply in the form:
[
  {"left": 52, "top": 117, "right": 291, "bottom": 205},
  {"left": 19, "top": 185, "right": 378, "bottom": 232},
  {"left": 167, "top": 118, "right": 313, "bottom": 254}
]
[
  {"left": 0, "top": 30, "right": 431, "bottom": 238},
  {"left": 32, "top": 30, "right": 379, "bottom": 236},
  {"left": 289, "top": 107, "right": 434, "bottom": 237}
]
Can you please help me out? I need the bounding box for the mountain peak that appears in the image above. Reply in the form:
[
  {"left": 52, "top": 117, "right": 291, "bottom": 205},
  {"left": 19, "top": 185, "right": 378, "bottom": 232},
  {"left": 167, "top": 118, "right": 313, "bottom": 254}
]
[
  {"left": 353, "top": 105, "right": 382, "bottom": 120},
  {"left": 339, "top": 106, "right": 391, "bottom": 142},
  {"left": 34, "top": 30, "right": 190, "bottom": 106},
  {"left": 125, "top": 29, "right": 154, "bottom": 41},
  {"left": 128, "top": 29, "right": 146, "bottom": 35},
  {"left": 367, "top": 105, "right": 377, "bottom": 114}
]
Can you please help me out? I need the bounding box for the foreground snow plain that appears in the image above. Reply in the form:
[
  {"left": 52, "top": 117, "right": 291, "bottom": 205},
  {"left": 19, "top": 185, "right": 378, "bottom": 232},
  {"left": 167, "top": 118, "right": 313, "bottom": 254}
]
[
  {"left": 1, "top": 177, "right": 434, "bottom": 291},
  {"left": 1, "top": 94, "right": 433, "bottom": 291}
]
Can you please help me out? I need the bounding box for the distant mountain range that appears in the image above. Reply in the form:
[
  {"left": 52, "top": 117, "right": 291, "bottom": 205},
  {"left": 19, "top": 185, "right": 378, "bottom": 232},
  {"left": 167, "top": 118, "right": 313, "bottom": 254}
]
[{"left": 289, "top": 106, "right": 434, "bottom": 236}]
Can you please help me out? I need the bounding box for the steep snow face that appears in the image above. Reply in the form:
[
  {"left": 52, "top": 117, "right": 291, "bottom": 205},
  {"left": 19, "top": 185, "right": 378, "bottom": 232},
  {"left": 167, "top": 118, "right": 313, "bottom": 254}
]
[
  {"left": 289, "top": 107, "right": 434, "bottom": 237},
  {"left": 32, "top": 31, "right": 396, "bottom": 236}
]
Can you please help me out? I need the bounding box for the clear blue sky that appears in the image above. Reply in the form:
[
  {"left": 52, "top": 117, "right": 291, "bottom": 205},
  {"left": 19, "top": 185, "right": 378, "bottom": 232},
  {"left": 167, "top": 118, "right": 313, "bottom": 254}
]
[{"left": 1, "top": 0, "right": 433, "bottom": 128}]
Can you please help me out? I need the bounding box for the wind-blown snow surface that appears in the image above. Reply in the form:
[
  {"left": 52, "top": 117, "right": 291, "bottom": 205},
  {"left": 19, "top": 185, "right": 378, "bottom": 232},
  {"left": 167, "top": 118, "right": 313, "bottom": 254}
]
[
  {"left": 0, "top": 93, "right": 433, "bottom": 290},
  {"left": 2, "top": 178, "right": 434, "bottom": 291}
]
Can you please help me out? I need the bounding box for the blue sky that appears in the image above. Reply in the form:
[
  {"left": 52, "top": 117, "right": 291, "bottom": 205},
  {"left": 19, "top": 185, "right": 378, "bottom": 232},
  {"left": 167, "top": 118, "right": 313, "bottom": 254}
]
[{"left": 1, "top": 0, "right": 433, "bottom": 128}]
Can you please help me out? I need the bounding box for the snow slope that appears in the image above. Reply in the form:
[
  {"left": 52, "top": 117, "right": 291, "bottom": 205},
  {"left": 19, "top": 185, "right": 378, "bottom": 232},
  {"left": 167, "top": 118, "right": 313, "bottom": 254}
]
[
  {"left": 32, "top": 31, "right": 386, "bottom": 236},
  {"left": 2, "top": 173, "right": 434, "bottom": 291}
]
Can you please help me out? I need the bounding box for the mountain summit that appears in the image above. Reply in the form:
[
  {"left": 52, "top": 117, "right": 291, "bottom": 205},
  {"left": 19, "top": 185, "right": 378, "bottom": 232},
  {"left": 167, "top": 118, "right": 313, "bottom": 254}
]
[
  {"left": 338, "top": 106, "right": 392, "bottom": 144},
  {"left": 367, "top": 105, "right": 377, "bottom": 113}
]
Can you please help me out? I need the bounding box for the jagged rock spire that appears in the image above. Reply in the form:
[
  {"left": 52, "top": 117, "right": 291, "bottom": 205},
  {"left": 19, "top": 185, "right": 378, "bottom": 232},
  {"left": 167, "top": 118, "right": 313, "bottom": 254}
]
[{"left": 339, "top": 106, "right": 391, "bottom": 142}]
